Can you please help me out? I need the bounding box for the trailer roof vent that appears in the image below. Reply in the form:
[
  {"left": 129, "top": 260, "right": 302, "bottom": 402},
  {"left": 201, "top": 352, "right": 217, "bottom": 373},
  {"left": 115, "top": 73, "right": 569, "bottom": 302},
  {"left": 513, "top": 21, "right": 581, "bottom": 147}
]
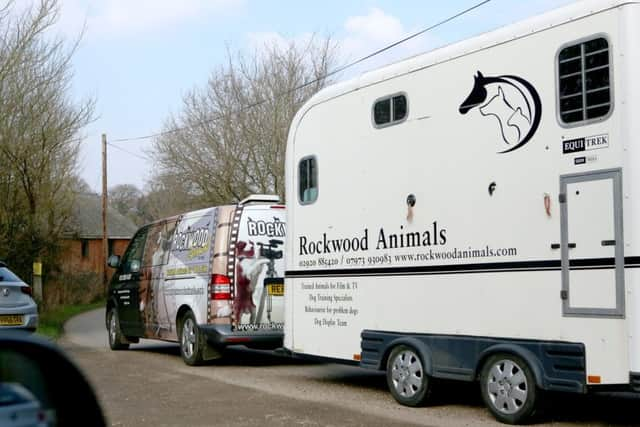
[
  {"left": 239, "top": 194, "right": 280, "bottom": 205},
  {"left": 558, "top": 37, "right": 611, "bottom": 125}
]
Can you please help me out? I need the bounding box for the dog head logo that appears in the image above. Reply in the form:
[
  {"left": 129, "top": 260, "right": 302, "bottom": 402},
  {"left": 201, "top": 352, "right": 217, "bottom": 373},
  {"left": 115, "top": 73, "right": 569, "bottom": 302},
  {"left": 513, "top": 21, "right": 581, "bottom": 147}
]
[{"left": 459, "top": 71, "right": 542, "bottom": 153}]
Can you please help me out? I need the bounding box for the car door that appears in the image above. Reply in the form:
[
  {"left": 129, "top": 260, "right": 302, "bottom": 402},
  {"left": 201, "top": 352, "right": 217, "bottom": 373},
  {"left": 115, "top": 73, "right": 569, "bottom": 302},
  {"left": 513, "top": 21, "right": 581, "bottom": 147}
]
[{"left": 112, "top": 226, "right": 148, "bottom": 337}]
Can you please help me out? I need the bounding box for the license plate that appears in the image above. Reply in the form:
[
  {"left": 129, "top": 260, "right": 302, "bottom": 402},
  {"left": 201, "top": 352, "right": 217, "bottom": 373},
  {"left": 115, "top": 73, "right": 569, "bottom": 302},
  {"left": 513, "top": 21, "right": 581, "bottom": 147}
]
[
  {"left": 267, "top": 283, "right": 284, "bottom": 296},
  {"left": 0, "top": 315, "right": 23, "bottom": 326}
]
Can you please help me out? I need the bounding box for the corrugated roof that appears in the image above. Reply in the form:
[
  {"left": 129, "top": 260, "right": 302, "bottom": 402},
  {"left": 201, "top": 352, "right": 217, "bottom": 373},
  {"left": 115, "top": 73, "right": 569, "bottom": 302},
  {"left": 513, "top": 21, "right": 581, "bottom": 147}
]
[{"left": 63, "top": 193, "right": 138, "bottom": 239}]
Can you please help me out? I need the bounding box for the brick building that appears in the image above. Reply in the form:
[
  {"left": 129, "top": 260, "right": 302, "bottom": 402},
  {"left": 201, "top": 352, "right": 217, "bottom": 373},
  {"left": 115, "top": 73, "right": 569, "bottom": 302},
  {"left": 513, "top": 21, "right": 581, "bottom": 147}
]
[{"left": 62, "top": 194, "right": 138, "bottom": 279}]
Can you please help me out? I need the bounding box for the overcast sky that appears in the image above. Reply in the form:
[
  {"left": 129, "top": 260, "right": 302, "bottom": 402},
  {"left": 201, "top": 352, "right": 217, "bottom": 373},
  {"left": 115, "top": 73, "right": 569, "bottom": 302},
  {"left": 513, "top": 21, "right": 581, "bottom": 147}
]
[{"left": 52, "top": 0, "right": 575, "bottom": 191}]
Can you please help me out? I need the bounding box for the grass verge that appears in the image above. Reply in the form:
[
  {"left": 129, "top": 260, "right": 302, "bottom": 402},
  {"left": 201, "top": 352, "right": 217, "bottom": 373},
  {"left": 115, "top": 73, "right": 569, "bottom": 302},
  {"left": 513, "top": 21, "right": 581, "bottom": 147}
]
[{"left": 36, "top": 301, "right": 104, "bottom": 340}]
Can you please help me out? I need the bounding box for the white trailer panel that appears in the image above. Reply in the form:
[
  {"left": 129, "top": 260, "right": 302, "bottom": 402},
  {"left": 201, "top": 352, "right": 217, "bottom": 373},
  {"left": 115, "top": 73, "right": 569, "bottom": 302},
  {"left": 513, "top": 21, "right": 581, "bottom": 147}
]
[{"left": 284, "top": 0, "right": 640, "bottom": 423}]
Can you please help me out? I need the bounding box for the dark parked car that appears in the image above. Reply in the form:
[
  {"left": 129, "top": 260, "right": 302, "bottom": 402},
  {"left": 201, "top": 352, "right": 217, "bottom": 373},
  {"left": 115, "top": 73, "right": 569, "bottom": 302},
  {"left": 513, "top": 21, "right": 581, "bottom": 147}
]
[{"left": 0, "top": 262, "right": 38, "bottom": 331}]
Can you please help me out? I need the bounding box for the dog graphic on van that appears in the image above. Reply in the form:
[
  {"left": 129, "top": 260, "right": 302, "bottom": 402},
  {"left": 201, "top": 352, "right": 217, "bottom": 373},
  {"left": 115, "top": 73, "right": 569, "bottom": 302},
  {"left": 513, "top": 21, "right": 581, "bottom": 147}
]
[
  {"left": 234, "top": 240, "right": 269, "bottom": 324},
  {"left": 459, "top": 71, "right": 542, "bottom": 153},
  {"left": 139, "top": 224, "right": 176, "bottom": 337}
]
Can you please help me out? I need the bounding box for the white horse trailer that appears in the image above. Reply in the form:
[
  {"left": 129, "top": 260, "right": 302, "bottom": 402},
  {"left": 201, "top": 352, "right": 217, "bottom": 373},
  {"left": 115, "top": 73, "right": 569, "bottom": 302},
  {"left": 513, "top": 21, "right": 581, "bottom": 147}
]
[{"left": 284, "top": 0, "right": 640, "bottom": 423}]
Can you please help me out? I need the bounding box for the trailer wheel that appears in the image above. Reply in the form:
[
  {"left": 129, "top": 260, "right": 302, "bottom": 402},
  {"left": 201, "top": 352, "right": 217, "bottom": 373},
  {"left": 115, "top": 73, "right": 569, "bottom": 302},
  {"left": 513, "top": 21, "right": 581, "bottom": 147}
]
[
  {"left": 179, "top": 311, "right": 204, "bottom": 366},
  {"left": 386, "top": 345, "right": 431, "bottom": 406},
  {"left": 107, "top": 309, "right": 129, "bottom": 351},
  {"left": 480, "top": 353, "right": 538, "bottom": 424}
]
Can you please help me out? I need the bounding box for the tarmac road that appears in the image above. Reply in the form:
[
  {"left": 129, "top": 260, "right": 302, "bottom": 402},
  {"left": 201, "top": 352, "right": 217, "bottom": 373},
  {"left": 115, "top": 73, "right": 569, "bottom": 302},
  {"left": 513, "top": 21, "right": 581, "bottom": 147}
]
[{"left": 62, "top": 308, "right": 640, "bottom": 427}]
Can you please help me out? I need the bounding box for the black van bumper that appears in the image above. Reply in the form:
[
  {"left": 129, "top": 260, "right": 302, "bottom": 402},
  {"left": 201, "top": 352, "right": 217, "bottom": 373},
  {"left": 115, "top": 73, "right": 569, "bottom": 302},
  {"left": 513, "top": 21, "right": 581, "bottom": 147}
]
[{"left": 199, "top": 324, "right": 283, "bottom": 350}]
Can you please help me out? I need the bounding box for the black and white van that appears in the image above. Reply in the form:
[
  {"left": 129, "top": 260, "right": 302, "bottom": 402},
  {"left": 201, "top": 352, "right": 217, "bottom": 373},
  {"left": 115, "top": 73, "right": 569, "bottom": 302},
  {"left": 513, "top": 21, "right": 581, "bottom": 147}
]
[{"left": 106, "top": 195, "right": 286, "bottom": 365}]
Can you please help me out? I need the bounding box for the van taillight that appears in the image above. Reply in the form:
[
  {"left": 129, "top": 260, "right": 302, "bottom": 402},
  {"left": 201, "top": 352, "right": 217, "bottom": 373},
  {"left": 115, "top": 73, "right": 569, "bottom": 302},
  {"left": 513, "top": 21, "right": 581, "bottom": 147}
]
[
  {"left": 211, "top": 274, "right": 231, "bottom": 300},
  {"left": 21, "top": 286, "right": 32, "bottom": 296}
]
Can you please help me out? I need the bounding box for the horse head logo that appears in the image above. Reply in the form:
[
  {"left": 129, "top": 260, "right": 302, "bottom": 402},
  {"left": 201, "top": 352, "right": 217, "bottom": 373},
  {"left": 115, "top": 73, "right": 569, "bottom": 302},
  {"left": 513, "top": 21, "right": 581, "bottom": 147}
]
[{"left": 459, "top": 71, "right": 542, "bottom": 153}]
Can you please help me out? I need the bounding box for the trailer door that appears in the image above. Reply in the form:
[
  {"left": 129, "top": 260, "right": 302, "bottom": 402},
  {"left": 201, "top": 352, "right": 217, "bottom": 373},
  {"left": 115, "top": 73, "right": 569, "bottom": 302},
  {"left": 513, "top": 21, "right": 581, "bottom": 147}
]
[{"left": 560, "top": 169, "right": 624, "bottom": 317}]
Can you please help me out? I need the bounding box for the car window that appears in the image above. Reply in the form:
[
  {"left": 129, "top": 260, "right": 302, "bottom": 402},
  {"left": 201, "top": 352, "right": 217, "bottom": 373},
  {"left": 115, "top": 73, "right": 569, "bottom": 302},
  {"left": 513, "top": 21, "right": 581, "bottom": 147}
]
[
  {"left": 119, "top": 227, "right": 149, "bottom": 274},
  {"left": 0, "top": 267, "right": 22, "bottom": 283}
]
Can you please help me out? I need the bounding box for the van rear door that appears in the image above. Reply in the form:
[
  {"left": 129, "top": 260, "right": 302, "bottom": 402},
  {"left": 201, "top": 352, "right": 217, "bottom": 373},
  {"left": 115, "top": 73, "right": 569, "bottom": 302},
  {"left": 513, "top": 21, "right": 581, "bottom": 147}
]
[{"left": 230, "top": 204, "right": 286, "bottom": 333}]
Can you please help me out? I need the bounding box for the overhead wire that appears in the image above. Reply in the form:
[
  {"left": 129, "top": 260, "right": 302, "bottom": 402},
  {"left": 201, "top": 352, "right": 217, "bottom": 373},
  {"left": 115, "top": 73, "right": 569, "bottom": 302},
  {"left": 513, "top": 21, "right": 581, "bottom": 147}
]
[
  {"left": 106, "top": 142, "right": 152, "bottom": 161},
  {"left": 109, "top": 0, "right": 492, "bottom": 144}
]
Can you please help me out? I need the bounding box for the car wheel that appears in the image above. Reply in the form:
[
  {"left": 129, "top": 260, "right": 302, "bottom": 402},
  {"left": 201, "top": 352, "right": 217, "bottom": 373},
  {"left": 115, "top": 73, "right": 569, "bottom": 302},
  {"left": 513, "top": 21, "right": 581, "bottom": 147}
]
[
  {"left": 386, "top": 345, "right": 431, "bottom": 406},
  {"left": 179, "top": 311, "right": 204, "bottom": 366},
  {"left": 107, "top": 309, "right": 129, "bottom": 351},
  {"left": 480, "top": 353, "right": 538, "bottom": 424}
]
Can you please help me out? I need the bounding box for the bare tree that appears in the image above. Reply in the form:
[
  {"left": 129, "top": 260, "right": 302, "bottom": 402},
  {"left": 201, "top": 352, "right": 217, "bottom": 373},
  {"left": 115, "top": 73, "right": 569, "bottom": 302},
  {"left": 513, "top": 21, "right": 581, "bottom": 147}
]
[
  {"left": 109, "top": 184, "right": 144, "bottom": 224},
  {"left": 0, "top": 0, "right": 94, "bottom": 280},
  {"left": 141, "top": 174, "right": 201, "bottom": 221},
  {"left": 71, "top": 177, "right": 92, "bottom": 194},
  {"left": 152, "top": 36, "right": 338, "bottom": 205}
]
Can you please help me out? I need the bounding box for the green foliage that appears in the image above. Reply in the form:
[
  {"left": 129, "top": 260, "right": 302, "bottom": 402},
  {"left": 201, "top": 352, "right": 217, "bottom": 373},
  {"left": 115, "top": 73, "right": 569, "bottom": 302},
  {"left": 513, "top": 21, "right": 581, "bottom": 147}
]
[
  {"left": 37, "top": 301, "right": 105, "bottom": 340},
  {"left": 43, "top": 270, "right": 104, "bottom": 308},
  {"left": 0, "top": 0, "right": 94, "bottom": 281}
]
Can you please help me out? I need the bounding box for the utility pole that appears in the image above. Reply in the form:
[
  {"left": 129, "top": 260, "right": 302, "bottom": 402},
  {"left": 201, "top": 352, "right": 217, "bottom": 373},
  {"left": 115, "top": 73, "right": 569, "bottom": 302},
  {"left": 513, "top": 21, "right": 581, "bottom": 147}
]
[{"left": 102, "top": 134, "right": 108, "bottom": 294}]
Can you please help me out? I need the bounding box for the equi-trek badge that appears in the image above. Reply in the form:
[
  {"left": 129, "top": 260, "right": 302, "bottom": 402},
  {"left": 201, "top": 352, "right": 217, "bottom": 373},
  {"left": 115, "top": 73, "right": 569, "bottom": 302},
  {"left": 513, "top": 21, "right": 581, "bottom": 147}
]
[{"left": 563, "top": 134, "right": 609, "bottom": 154}]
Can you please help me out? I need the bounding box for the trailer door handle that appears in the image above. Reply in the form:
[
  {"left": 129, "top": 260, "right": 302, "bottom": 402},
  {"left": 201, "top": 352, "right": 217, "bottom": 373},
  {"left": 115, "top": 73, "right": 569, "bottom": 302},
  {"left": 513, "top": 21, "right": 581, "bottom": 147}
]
[{"left": 601, "top": 240, "right": 616, "bottom": 247}]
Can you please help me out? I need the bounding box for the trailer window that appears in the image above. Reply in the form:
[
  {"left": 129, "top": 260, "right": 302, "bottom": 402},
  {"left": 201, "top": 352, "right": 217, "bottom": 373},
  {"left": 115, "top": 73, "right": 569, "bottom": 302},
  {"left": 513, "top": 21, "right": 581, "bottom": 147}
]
[
  {"left": 298, "top": 157, "right": 317, "bottom": 204},
  {"left": 558, "top": 37, "right": 611, "bottom": 124},
  {"left": 373, "top": 94, "right": 407, "bottom": 127}
]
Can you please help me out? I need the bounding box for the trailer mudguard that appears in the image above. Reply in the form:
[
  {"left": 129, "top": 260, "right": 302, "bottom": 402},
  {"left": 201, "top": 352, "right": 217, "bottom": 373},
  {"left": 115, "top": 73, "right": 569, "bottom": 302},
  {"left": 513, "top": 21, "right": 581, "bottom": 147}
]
[{"left": 361, "top": 330, "right": 586, "bottom": 392}]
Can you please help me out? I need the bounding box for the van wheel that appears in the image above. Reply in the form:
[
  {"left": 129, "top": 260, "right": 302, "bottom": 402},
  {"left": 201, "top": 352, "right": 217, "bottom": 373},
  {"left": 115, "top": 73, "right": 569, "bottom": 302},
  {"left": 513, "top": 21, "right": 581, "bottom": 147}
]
[
  {"left": 107, "top": 309, "right": 129, "bottom": 350},
  {"left": 480, "top": 353, "right": 538, "bottom": 424},
  {"left": 386, "top": 345, "right": 431, "bottom": 406},
  {"left": 179, "top": 312, "right": 203, "bottom": 366}
]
